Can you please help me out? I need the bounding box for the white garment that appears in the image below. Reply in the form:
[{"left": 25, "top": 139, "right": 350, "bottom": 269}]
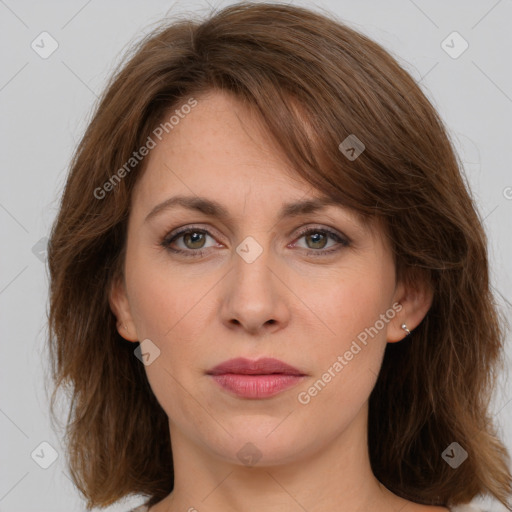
[
  {"left": 450, "top": 505, "right": 487, "bottom": 512},
  {"left": 128, "top": 503, "right": 489, "bottom": 512}
]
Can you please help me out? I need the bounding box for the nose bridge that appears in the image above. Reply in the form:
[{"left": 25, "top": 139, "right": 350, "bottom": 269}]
[
  {"left": 235, "top": 233, "right": 273, "bottom": 290},
  {"left": 220, "top": 232, "right": 289, "bottom": 334}
]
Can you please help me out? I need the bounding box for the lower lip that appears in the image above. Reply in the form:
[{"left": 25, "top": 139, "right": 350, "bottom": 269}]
[{"left": 210, "top": 374, "right": 305, "bottom": 399}]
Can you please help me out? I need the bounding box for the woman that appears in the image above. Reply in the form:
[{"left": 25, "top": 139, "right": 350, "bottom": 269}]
[{"left": 47, "top": 3, "right": 512, "bottom": 511}]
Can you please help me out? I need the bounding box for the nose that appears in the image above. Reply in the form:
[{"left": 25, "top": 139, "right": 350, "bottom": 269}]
[{"left": 219, "top": 238, "right": 291, "bottom": 337}]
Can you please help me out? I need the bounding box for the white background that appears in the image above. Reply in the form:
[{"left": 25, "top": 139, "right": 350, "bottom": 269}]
[{"left": 0, "top": 0, "right": 511, "bottom": 511}]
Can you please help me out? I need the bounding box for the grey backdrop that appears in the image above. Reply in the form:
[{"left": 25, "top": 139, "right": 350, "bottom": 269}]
[{"left": 1, "top": 0, "right": 511, "bottom": 511}]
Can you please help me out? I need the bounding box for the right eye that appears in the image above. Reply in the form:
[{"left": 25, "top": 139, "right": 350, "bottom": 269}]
[{"left": 161, "top": 227, "right": 221, "bottom": 257}]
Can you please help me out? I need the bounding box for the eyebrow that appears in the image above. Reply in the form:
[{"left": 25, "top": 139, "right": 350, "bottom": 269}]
[{"left": 144, "top": 194, "right": 342, "bottom": 224}]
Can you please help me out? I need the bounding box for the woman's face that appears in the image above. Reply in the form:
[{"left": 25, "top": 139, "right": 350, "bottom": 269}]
[{"left": 111, "top": 89, "right": 413, "bottom": 467}]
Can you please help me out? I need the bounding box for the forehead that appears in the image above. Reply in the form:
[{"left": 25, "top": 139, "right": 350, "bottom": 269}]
[{"left": 132, "top": 90, "right": 320, "bottom": 213}]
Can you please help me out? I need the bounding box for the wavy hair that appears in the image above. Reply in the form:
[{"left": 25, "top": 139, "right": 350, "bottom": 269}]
[{"left": 46, "top": 2, "right": 512, "bottom": 509}]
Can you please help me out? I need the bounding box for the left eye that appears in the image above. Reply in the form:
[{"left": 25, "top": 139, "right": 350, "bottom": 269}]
[
  {"left": 161, "top": 226, "right": 349, "bottom": 257},
  {"left": 293, "top": 228, "right": 348, "bottom": 252}
]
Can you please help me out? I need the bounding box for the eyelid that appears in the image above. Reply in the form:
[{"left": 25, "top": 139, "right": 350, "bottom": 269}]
[
  {"left": 161, "top": 224, "right": 222, "bottom": 249},
  {"left": 291, "top": 224, "right": 351, "bottom": 246}
]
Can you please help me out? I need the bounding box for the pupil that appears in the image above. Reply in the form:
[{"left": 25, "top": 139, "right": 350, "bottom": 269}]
[
  {"left": 309, "top": 232, "right": 326, "bottom": 249},
  {"left": 186, "top": 232, "right": 204, "bottom": 249}
]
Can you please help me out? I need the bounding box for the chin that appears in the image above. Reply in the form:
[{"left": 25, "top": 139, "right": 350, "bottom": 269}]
[{"left": 200, "top": 418, "right": 320, "bottom": 468}]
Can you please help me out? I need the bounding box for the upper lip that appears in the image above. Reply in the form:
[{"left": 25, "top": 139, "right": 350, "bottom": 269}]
[{"left": 207, "top": 357, "right": 305, "bottom": 376}]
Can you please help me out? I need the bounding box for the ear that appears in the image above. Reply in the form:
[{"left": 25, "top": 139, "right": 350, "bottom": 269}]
[
  {"left": 109, "top": 274, "right": 139, "bottom": 342},
  {"left": 387, "top": 271, "right": 433, "bottom": 343}
]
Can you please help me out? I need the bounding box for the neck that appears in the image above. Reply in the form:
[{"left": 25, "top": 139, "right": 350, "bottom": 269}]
[{"left": 157, "top": 404, "right": 403, "bottom": 512}]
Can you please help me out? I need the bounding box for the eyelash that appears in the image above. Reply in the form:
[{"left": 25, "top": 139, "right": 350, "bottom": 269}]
[{"left": 160, "top": 225, "right": 350, "bottom": 258}]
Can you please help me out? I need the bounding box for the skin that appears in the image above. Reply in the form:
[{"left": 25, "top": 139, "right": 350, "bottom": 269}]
[{"left": 110, "top": 89, "right": 445, "bottom": 512}]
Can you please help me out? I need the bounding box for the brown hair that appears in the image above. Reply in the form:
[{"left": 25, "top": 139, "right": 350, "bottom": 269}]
[{"left": 46, "top": 2, "right": 512, "bottom": 510}]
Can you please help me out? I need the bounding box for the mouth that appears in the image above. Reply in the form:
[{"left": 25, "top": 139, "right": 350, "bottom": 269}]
[{"left": 206, "top": 357, "right": 307, "bottom": 399}]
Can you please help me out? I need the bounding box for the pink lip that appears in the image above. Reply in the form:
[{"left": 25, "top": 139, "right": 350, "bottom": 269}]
[{"left": 207, "top": 357, "right": 306, "bottom": 399}]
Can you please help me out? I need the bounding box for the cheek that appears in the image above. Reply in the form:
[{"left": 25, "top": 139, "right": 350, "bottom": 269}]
[
  {"left": 304, "top": 266, "right": 394, "bottom": 398},
  {"left": 125, "top": 250, "right": 215, "bottom": 393},
  {"left": 125, "top": 245, "right": 211, "bottom": 341},
  {"left": 319, "top": 263, "right": 394, "bottom": 344}
]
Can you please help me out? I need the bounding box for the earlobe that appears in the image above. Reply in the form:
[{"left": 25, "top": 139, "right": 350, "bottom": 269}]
[
  {"left": 387, "top": 308, "right": 411, "bottom": 343},
  {"left": 400, "top": 323, "right": 411, "bottom": 337},
  {"left": 108, "top": 275, "right": 139, "bottom": 342},
  {"left": 387, "top": 275, "right": 433, "bottom": 343}
]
